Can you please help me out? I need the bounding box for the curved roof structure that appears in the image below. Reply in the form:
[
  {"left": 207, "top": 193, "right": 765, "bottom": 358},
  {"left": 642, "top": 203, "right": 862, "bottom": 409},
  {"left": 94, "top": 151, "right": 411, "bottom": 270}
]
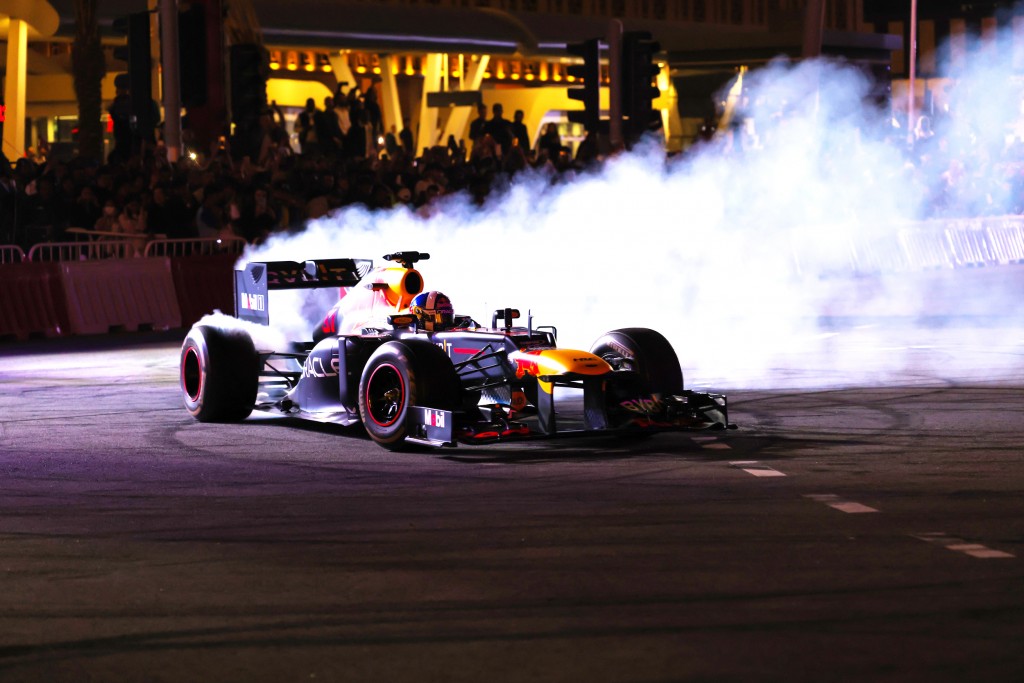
[{"left": 0, "top": 0, "right": 60, "bottom": 40}]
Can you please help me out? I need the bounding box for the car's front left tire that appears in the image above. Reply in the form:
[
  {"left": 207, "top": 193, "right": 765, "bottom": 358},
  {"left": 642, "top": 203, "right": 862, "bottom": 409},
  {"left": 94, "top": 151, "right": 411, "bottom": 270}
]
[{"left": 358, "top": 340, "right": 461, "bottom": 450}]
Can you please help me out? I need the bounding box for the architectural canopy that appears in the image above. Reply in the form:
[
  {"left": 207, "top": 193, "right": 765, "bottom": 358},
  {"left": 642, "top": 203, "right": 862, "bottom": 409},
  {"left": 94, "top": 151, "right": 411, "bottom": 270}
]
[{"left": 0, "top": 0, "right": 59, "bottom": 41}]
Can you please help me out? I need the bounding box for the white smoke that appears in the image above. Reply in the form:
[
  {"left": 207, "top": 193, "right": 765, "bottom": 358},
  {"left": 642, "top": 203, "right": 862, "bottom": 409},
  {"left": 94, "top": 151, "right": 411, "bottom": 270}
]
[{"left": 239, "top": 47, "right": 1024, "bottom": 390}]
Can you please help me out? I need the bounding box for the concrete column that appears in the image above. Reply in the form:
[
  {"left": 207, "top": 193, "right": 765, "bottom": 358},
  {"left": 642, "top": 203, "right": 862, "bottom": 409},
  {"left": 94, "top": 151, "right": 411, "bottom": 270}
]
[
  {"left": 2, "top": 18, "right": 28, "bottom": 160},
  {"left": 416, "top": 53, "right": 443, "bottom": 154},
  {"left": 440, "top": 54, "right": 489, "bottom": 143},
  {"left": 327, "top": 53, "right": 357, "bottom": 93},
  {"left": 378, "top": 55, "right": 403, "bottom": 135}
]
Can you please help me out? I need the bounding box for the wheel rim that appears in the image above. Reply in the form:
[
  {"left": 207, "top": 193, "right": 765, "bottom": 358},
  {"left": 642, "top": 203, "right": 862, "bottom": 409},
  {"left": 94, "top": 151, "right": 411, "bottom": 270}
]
[
  {"left": 365, "top": 363, "right": 405, "bottom": 427},
  {"left": 600, "top": 352, "right": 634, "bottom": 373},
  {"left": 182, "top": 346, "right": 203, "bottom": 401}
]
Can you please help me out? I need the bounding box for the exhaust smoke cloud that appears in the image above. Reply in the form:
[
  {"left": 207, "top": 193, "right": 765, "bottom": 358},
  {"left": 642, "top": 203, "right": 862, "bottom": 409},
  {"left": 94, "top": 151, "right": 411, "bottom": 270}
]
[{"left": 241, "top": 42, "right": 1024, "bottom": 390}]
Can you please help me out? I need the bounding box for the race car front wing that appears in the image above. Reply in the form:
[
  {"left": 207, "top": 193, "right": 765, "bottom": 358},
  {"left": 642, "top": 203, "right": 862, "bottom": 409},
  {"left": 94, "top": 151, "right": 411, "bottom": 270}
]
[{"left": 404, "top": 380, "right": 733, "bottom": 448}]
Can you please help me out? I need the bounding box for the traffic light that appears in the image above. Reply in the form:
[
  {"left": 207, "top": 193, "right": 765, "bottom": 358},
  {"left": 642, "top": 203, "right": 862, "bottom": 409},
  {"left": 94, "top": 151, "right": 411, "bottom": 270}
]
[
  {"left": 111, "top": 12, "right": 154, "bottom": 136},
  {"left": 566, "top": 38, "right": 601, "bottom": 133},
  {"left": 229, "top": 44, "right": 268, "bottom": 128},
  {"left": 621, "top": 31, "right": 662, "bottom": 145}
]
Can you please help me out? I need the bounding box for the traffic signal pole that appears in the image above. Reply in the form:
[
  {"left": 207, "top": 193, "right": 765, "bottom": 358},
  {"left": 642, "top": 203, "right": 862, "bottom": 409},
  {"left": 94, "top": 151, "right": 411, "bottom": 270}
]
[
  {"left": 159, "top": 0, "right": 182, "bottom": 162},
  {"left": 607, "top": 20, "right": 622, "bottom": 149}
]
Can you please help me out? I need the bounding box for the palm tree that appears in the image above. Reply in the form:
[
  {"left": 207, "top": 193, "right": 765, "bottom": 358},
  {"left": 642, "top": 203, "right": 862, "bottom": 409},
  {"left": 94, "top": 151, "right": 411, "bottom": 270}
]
[{"left": 72, "top": 0, "right": 106, "bottom": 163}]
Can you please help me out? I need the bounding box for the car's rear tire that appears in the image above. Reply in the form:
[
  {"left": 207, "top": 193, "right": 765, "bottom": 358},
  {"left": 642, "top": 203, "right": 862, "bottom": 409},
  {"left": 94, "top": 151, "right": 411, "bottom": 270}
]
[
  {"left": 358, "top": 340, "right": 461, "bottom": 450},
  {"left": 589, "top": 327, "right": 684, "bottom": 395},
  {"left": 181, "top": 325, "right": 261, "bottom": 422}
]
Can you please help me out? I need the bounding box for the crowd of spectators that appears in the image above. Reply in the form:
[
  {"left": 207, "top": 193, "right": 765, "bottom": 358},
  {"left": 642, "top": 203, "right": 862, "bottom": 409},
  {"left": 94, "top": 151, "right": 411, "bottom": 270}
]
[
  {"left": 6, "top": 83, "right": 1022, "bottom": 255},
  {"left": 0, "top": 89, "right": 581, "bottom": 254}
]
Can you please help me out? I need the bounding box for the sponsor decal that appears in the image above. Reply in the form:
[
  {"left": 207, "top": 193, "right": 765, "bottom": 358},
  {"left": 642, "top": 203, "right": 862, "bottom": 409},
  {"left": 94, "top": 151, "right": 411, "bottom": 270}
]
[
  {"left": 239, "top": 292, "right": 265, "bottom": 311},
  {"left": 424, "top": 408, "right": 445, "bottom": 428},
  {"left": 268, "top": 267, "right": 305, "bottom": 286},
  {"left": 608, "top": 340, "right": 634, "bottom": 360},
  {"left": 321, "top": 312, "right": 336, "bottom": 334},
  {"left": 620, "top": 395, "right": 663, "bottom": 414},
  {"left": 302, "top": 353, "right": 339, "bottom": 379},
  {"left": 515, "top": 357, "right": 540, "bottom": 378}
]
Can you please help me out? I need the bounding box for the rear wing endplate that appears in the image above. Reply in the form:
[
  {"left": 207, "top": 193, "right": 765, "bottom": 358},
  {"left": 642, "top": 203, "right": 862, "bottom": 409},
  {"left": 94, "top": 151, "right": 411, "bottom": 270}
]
[{"left": 235, "top": 258, "right": 373, "bottom": 324}]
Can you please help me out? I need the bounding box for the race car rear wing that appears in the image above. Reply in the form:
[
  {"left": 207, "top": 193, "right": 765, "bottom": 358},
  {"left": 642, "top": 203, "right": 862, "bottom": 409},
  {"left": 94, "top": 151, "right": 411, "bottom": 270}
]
[{"left": 235, "top": 258, "right": 373, "bottom": 324}]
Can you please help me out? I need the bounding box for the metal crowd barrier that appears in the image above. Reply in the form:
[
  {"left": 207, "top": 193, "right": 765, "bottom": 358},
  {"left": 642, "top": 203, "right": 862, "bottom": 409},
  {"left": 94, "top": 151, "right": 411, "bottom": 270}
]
[
  {"left": 797, "top": 216, "right": 1024, "bottom": 275},
  {"left": 144, "top": 236, "right": 247, "bottom": 258},
  {"left": 22, "top": 236, "right": 246, "bottom": 262},
  {"left": 0, "top": 244, "right": 26, "bottom": 264},
  {"left": 27, "top": 240, "right": 136, "bottom": 262}
]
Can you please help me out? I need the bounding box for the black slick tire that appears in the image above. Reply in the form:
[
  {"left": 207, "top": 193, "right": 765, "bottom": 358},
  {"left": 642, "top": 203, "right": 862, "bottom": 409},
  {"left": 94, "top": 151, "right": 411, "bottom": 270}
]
[
  {"left": 358, "top": 340, "right": 461, "bottom": 450},
  {"left": 589, "top": 327, "right": 684, "bottom": 395},
  {"left": 180, "top": 325, "right": 261, "bottom": 422}
]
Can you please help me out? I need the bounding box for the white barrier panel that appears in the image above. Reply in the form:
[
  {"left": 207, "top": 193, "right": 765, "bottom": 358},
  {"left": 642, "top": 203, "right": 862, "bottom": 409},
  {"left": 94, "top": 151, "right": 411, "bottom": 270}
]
[
  {"left": 59, "top": 258, "right": 182, "bottom": 335},
  {"left": 986, "top": 221, "right": 1024, "bottom": 264}
]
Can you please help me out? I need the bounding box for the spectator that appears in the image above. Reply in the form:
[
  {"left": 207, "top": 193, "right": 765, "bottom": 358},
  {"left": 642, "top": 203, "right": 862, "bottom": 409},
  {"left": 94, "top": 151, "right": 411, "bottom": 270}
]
[
  {"left": 538, "top": 122, "right": 562, "bottom": 161},
  {"left": 315, "top": 96, "right": 344, "bottom": 158},
  {"left": 333, "top": 85, "right": 352, "bottom": 136},
  {"left": 108, "top": 74, "right": 133, "bottom": 164},
  {"left": 484, "top": 103, "right": 513, "bottom": 158},
  {"left": 69, "top": 185, "right": 102, "bottom": 231},
  {"left": 294, "top": 98, "right": 319, "bottom": 155},
  {"left": 510, "top": 109, "right": 531, "bottom": 154},
  {"left": 399, "top": 119, "right": 415, "bottom": 155},
  {"left": 468, "top": 103, "right": 488, "bottom": 150}
]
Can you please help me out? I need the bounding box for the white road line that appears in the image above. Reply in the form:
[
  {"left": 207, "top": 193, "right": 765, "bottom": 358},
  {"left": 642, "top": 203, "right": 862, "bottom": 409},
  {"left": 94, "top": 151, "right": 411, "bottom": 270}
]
[
  {"left": 804, "top": 493, "right": 879, "bottom": 513},
  {"left": 693, "top": 436, "right": 731, "bottom": 450},
  {"left": 729, "top": 461, "right": 786, "bottom": 477},
  {"left": 913, "top": 533, "right": 1015, "bottom": 559}
]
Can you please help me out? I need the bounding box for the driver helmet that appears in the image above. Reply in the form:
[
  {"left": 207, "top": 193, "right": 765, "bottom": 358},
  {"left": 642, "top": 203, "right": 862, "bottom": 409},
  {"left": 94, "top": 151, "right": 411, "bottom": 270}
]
[{"left": 410, "top": 291, "right": 454, "bottom": 331}]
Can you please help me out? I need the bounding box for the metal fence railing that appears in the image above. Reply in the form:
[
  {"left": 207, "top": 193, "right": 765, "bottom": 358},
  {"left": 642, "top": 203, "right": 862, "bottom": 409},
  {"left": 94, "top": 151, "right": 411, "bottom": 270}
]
[
  {"left": 144, "top": 236, "right": 246, "bottom": 258},
  {"left": 793, "top": 216, "right": 1024, "bottom": 276},
  {"left": 27, "top": 240, "right": 137, "bottom": 262},
  {"left": 0, "top": 245, "right": 26, "bottom": 264},
  {"left": 19, "top": 236, "right": 246, "bottom": 262}
]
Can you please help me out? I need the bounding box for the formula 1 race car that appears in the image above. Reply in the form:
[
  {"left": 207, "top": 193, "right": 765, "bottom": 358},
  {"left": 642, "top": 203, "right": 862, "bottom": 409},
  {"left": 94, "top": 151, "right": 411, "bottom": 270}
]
[{"left": 180, "top": 251, "right": 733, "bottom": 450}]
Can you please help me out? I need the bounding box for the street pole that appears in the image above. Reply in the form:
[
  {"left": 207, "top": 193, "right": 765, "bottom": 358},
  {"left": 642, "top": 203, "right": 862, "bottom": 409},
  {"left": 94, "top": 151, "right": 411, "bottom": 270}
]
[
  {"left": 160, "top": 0, "right": 182, "bottom": 163},
  {"left": 608, "top": 19, "right": 622, "bottom": 149},
  {"left": 908, "top": 0, "right": 918, "bottom": 138}
]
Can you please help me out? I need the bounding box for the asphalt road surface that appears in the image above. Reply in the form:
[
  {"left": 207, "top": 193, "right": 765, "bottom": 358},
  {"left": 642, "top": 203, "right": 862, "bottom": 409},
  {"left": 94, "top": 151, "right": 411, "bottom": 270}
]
[{"left": 0, "top": 327, "right": 1022, "bottom": 682}]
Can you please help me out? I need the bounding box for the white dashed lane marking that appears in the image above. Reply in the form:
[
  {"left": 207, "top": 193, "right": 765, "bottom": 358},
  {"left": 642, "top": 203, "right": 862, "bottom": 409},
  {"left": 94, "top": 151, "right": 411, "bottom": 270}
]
[
  {"left": 729, "top": 461, "right": 786, "bottom": 477},
  {"left": 913, "top": 532, "right": 1015, "bottom": 559},
  {"left": 693, "top": 436, "right": 731, "bottom": 450},
  {"left": 804, "top": 493, "right": 879, "bottom": 513}
]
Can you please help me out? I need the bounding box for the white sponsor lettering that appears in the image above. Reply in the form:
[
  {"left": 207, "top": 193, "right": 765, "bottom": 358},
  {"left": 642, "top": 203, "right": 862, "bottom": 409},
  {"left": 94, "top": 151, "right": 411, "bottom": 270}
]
[
  {"left": 302, "top": 353, "right": 339, "bottom": 379},
  {"left": 240, "top": 293, "right": 265, "bottom": 312}
]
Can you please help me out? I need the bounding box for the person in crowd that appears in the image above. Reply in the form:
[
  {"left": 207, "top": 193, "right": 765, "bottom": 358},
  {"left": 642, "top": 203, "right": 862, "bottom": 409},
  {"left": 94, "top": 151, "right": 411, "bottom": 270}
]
[
  {"left": 333, "top": 84, "right": 352, "bottom": 136},
  {"left": 483, "top": 103, "right": 513, "bottom": 158},
  {"left": 69, "top": 185, "right": 102, "bottom": 231},
  {"left": 315, "top": 96, "right": 345, "bottom": 158},
  {"left": 468, "top": 103, "right": 488, "bottom": 151},
  {"left": 108, "top": 75, "right": 133, "bottom": 164},
  {"left": 294, "top": 98, "right": 319, "bottom": 155},
  {"left": 94, "top": 199, "right": 121, "bottom": 233},
  {"left": 510, "top": 109, "right": 531, "bottom": 154},
  {"left": 399, "top": 119, "right": 415, "bottom": 155},
  {"left": 537, "top": 122, "right": 562, "bottom": 161}
]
